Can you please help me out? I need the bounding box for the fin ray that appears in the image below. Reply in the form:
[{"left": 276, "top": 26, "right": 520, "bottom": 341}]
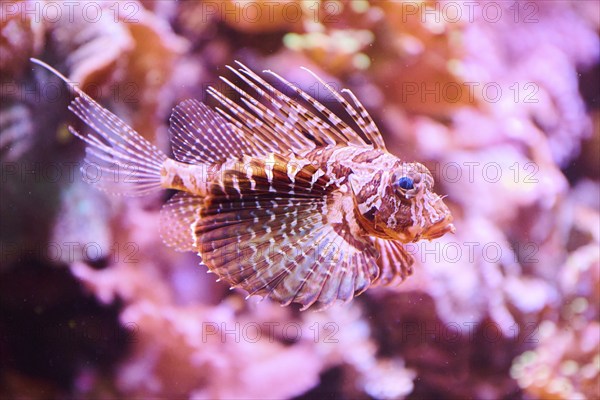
[
  {"left": 195, "top": 154, "right": 381, "bottom": 310},
  {"left": 169, "top": 99, "right": 251, "bottom": 165},
  {"left": 160, "top": 192, "right": 203, "bottom": 252},
  {"left": 31, "top": 58, "right": 167, "bottom": 196},
  {"left": 372, "top": 238, "right": 414, "bottom": 286}
]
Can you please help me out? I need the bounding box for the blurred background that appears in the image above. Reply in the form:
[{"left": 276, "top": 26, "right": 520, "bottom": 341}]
[{"left": 1, "top": 1, "right": 599, "bottom": 399}]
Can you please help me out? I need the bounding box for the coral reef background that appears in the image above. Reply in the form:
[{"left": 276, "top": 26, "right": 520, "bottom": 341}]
[{"left": 1, "top": 1, "right": 598, "bottom": 399}]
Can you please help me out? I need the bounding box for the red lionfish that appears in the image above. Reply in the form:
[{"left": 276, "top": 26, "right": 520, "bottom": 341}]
[{"left": 31, "top": 58, "right": 455, "bottom": 310}]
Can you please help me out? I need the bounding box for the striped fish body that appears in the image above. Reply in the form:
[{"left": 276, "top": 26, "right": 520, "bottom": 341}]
[{"left": 32, "top": 59, "right": 454, "bottom": 310}]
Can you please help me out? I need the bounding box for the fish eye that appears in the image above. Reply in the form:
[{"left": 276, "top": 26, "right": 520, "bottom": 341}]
[{"left": 396, "top": 176, "right": 414, "bottom": 190}]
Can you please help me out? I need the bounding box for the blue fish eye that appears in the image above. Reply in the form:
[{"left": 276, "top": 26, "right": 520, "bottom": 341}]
[{"left": 397, "top": 176, "right": 414, "bottom": 190}]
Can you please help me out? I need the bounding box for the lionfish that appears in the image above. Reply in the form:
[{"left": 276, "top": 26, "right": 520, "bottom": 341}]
[{"left": 31, "top": 58, "right": 454, "bottom": 310}]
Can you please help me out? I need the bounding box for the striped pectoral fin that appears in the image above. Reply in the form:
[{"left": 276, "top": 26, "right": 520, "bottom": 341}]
[
  {"left": 199, "top": 207, "right": 380, "bottom": 311},
  {"left": 265, "top": 225, "right": 380, "bottom": 311},
  {"left": 194, "top": 154, "right": 381, "bottom": 310},
  {"left": 371, "top": 238, "right": 415, "bottom": 287},
  {"left": 159, "top": 192, "right": 203, "bottom": 252}
]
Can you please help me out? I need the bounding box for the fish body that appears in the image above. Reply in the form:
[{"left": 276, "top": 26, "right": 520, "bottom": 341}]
[{"left": 32, "top": 59, "right": 454, "bottom": 310}]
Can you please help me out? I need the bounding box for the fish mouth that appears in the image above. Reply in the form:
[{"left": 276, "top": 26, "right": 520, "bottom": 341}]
[{"left": 422, "top": 216, "right": 455, "bottom": 240}]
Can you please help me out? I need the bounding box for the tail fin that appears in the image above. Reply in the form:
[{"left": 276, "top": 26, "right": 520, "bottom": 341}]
[{"left": 30, "top": 58, "right": 168, "bottom": 196}]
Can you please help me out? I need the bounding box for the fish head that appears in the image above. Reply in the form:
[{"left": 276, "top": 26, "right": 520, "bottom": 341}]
[{"left": 355, "top": 161, "right": 455, "bottom": 242}]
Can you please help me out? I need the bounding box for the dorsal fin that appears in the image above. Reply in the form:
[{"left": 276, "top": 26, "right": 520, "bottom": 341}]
[
  {"left": 206, "top": 61, "right": 387, "bottom": 155},
  {"left": 234, "top": 61, "right": 385, "bottom": 149},
  {"left": 168, "top": 62, "right": 387, "bottom": 166},
  {"left": 169, "top": 99, "right": 253, "bottom": 165}
]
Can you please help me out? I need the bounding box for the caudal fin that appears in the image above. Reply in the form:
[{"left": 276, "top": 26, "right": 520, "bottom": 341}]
[{"left": 31, "top": 58, "right": 168, "bottom": 196}]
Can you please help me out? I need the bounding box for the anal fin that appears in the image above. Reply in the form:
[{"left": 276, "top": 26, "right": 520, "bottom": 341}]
[{"left": 160, "top": 192, "right": 203, "bottom": 252}]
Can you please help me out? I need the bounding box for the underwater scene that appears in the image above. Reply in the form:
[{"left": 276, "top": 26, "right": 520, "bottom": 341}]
[{"left": 1, "top": 1, "right": 599, "bottom": 399}]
